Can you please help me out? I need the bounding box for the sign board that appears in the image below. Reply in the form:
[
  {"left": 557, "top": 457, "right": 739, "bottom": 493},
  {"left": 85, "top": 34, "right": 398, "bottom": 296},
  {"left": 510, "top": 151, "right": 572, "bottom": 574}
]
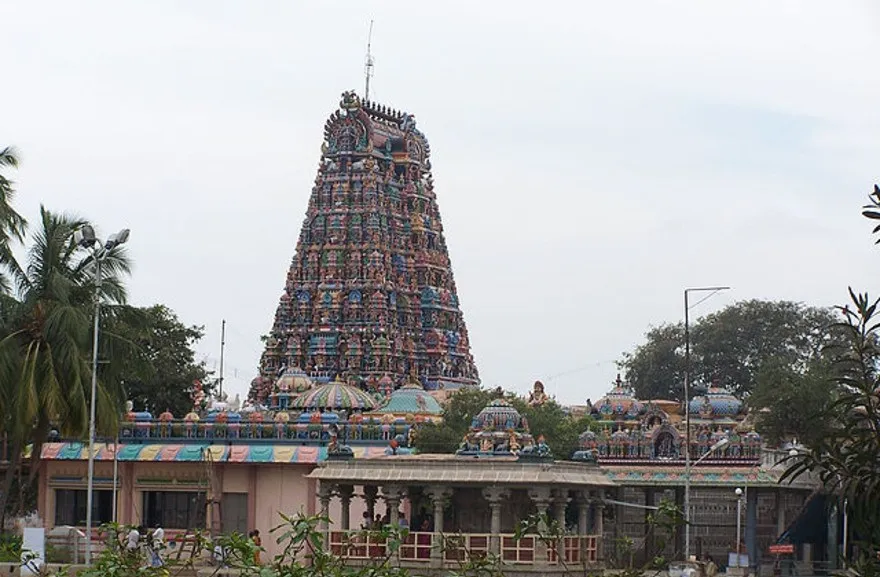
[
  {"left": 769, "top": 544, "right": 795, "bottom": 555},
  {"left": 20, "top": 527, "right": 45, "bottom": 576}
]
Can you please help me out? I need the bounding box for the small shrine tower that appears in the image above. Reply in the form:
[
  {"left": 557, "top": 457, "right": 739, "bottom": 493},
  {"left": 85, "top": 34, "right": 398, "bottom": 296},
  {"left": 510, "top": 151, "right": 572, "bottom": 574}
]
[{"left": 250, "top": 92, "right": 479, "bottom": 402}]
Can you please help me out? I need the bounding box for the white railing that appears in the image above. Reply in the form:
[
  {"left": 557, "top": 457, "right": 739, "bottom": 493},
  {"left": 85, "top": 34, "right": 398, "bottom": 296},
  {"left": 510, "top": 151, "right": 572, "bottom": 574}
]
[{"left": 328, "top": 530, "right": 600, "bottom": 567}]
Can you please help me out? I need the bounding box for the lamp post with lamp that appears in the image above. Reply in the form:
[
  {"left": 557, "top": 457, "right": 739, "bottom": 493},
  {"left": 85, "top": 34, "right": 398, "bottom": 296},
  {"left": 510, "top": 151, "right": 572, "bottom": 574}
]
[
  {"left": 75, "top": 225, "right": 130, "bottom": 565},
  {"left": 734, "top": 487, "right": 744, "bottom": 569},
  {"left": 683, "top": 286, "right": 730, "bottom": 561}
]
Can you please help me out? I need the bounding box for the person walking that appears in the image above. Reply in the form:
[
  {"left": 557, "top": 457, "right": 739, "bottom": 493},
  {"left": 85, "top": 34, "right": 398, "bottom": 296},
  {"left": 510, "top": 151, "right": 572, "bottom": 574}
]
[{"left": 148, "top": 525, "right": 165, "bottom": 568}]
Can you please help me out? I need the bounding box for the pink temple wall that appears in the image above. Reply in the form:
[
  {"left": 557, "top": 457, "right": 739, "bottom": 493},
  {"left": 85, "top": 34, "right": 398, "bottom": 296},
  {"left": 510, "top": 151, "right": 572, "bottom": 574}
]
[{"left": 40, "top": 459, "right": 383, "bottom": 560}]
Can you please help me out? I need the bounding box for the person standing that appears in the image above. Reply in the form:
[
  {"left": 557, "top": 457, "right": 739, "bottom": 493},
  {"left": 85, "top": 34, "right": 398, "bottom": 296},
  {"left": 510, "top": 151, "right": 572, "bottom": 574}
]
[
  {"left": 252, "top": 530, "right": 262, "bottom": 565},
  {"left": 125, "top": 526, "right": 141, "bottom": 553}
]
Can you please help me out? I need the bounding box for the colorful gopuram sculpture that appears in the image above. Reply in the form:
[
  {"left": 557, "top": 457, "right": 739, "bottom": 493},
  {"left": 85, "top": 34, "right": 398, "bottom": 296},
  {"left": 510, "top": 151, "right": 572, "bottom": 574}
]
[
  {"left": 577, "top": 375, "right": 762, "bottom": 462},
  {"left": 249, "top": 91, "right": 479, "bottom": 405}
]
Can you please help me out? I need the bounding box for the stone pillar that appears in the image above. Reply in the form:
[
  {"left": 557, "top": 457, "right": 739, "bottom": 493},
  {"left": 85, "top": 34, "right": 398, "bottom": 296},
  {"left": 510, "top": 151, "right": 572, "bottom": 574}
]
[
  {"left": 775, "top": 490, "right": 786, "bottom": 537},
  {"left": 425, "top": 485, "right": 451, "bottom": 534},
  {"left": 644, "top": 487, "right": 656, "bottom": 561},
  {"left": 614, "top": 486, "right": 625, "bottom": 563},
  {"left": 363, "top": 485, "right": 378, "bottom": 524},
  {"left": 576, "top": 491, "right": 590, "bottom": 535},
  {"left": 425, "top": 486, "right": 452, "bottom": 564},
  {"left": 674, "top": 486, "right": 685, "bottom": 558},
  {"left": 746, "top": 488, "right": 758, "bottom": 573},
  {"left": 552, "top": 490, "right": 570, "bottom": 564},
  {"left": 529, "top": 487, "right": 553, "bottom": 564},
  {"left": 381, "top": 486, "right": 404, "bottom": 563},
  {"left": 381, "top": 485, "right": 403, "bottom": 527},
  {"left": 338, "top": 485, "right": 354, "bottom": 531},
  {"left": 592, "top": 490, "right": 605, "bottom": 562},
  {"left": 318, "top": 482, "right": 333, "bottom": 547},
  {"left": 552, "top": 490, "right": 569, "bottom": 529},
  {"left": 483, "top": 487, "right": 509, "bottom": 554}
]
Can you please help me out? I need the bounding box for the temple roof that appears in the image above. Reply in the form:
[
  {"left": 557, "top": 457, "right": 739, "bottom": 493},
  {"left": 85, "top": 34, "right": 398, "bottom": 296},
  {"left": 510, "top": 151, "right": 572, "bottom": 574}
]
[
  {"left": 308, "top": 455, "right": 615, "bottom": 487},
  {"left": 40, "top": 442, "right": 388, "bottom": 463}
]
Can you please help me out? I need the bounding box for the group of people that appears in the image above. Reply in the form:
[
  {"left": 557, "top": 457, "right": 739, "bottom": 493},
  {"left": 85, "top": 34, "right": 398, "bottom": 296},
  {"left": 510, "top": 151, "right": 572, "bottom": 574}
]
[
  {"left": 122, "top": 524, "right": 264, "bottom": 568},
  {"left": 124, "top": 525, "right": 165, "bottom": 568},
  {"left": 360, "top": 511, "right": 435, "bottom": 532},
  {"left": 361, "top": 511, "right": 408, "bottom": 529}
]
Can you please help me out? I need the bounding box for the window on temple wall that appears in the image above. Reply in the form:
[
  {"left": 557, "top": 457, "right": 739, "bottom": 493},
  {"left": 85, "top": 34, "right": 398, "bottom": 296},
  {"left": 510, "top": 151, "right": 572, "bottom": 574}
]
[
  {"left": 143, "top": 491, "right": 206, "bottom": 529},
  {"left": 54, "top": 489, "right": 113, "bottom": 527},
  {"left": 221, "top": 493, "right": 248, "bottom": 535}
]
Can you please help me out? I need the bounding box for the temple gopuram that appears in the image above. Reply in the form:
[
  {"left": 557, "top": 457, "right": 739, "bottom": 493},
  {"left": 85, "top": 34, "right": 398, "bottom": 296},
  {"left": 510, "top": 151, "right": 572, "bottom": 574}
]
[{"left": 249, "top": 91, "right": 479, "bottom": 405}]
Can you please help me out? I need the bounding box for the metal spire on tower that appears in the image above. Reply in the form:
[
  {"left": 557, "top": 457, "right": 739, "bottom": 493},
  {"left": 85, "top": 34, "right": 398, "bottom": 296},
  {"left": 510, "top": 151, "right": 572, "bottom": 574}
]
[{"left": 365, "top": 20, "right": 374, "bottom": 100}]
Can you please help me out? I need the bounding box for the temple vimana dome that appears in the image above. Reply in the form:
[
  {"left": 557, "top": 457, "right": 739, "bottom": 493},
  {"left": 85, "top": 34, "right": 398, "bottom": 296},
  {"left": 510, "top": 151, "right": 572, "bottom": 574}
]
[{"left": 249, "top": 91, "right": 479, "bottom": 405}]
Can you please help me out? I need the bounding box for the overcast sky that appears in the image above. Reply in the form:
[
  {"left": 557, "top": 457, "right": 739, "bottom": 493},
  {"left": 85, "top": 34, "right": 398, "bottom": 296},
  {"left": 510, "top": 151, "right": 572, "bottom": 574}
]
[{"left": 4, "top": 1, "right": 879, "bottom": 406}]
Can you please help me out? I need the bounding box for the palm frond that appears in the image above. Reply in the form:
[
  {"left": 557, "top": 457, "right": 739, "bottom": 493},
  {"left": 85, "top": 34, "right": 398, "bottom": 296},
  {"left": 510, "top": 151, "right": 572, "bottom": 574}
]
[{"left": 0, "top": 147, "right": 19, "bottom": 169}]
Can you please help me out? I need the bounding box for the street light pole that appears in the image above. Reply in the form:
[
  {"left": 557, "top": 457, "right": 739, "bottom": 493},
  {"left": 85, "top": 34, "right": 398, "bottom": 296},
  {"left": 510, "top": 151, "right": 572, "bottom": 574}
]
[
  {"left": 683, "top": 286, "right": 729, "bottom": 561},
  {"left": 84, "top": 254, "right": 101, "bottom": 565},
  {"left": 77, "top": 226, "right": 130, "bottom": 565},
  {"left": 735, "top": 487, "right": 744, "bottom": 568}
]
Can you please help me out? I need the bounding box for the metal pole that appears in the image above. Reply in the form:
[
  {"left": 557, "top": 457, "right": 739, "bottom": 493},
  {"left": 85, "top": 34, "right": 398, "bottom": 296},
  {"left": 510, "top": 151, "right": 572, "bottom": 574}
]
[
  {"left": 682, "top": 286, "right": 729, "bottom": 561},
  {"left": 111, "top": 430, "right": 118, "bottom": 524},
  {"left": 842, "top": 498, "right": 848, "bottom": 563},
  {"left": 85, "top": 254, "right": 102, "bottom": 565},
  {"left": 736, "top": 493, "right": 743, "bottom": 567},
  {"left": 684, "top": 289, "right": 692, "bottom": 561},
  {"left": 219, "top": 319, "right": 226, "bottom": 399}
]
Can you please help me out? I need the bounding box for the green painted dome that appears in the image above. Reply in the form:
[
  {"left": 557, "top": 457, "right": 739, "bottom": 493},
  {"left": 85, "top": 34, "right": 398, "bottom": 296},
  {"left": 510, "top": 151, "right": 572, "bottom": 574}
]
[{"left": 374, "top": 383, "right": 443, "bottom": 415}]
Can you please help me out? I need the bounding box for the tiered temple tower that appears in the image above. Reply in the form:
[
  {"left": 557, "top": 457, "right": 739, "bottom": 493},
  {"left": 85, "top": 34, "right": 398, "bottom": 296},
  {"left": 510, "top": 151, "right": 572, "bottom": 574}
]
[{"left": 250, "top": 91, "right": 479, "bottom": 403}]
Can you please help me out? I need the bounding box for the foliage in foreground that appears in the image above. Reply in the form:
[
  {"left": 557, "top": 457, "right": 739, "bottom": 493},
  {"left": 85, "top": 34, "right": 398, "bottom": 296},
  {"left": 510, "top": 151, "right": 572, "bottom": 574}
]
[
  {"left": 783, "top": 184, "right": 880, "bottom": 576},
  {"left": 71, "top": 502, "right": 684, "bottom": 577}
]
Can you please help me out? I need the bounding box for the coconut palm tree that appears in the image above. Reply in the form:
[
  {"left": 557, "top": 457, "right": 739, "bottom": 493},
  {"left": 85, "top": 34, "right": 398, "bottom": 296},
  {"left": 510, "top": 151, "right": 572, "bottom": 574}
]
[
  {"left": 0, "top": 147, "right": 28, "bottom": 285},
  {"left": 0, "top": 207, "right": 134, "bottom": 520}
]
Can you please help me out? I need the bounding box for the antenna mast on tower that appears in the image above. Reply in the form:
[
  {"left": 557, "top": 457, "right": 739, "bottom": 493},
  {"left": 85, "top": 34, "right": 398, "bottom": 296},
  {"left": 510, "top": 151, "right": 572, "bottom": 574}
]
[{"left": 365, "top": 20, "right": 375, "bottom": 100}]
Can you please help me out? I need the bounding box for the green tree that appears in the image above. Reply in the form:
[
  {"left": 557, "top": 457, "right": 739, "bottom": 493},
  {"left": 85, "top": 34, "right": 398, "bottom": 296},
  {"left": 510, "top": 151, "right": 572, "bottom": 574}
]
[
  {"left": 0, "top": 208, "right": 133, "bottom": 521},
  {"left": 109, "top": 304, "right": 211, "bottom": 417},
  {"left": 619, "top": 300, "right": 840, "bottom": 400},
  {"left": 511, "top": 397, "right": 595, "bottom": 459},
  {"left": 618, "top": 323, "right": 685, "bottom": 401},
  {"left": 412, "top": 387, "right": 495, "bottom": 453},
  {"left": 0, "top": 147, "right": 27, "bottom": 283},
  {"left": 749, "top": 358, "right": 836, "bottom": 447}
]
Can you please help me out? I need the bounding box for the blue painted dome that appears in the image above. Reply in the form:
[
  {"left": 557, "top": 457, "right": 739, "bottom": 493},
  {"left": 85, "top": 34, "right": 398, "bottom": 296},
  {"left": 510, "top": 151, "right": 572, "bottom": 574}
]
[
  {"left": 593, "top": 376, "right": 644, "bottom": 420},
  {"left": 689, "top": 386, "right": 743, "bottom": 417}
]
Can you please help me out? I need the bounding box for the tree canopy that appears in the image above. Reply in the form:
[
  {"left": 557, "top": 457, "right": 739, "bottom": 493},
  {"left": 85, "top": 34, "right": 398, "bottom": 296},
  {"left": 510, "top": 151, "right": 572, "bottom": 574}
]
[
  {"left": 112, "top": 304, "right": 211, "bottom": 417},
  {"left": 618, "top": 299, "right": 840, "bottom": 400}
]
